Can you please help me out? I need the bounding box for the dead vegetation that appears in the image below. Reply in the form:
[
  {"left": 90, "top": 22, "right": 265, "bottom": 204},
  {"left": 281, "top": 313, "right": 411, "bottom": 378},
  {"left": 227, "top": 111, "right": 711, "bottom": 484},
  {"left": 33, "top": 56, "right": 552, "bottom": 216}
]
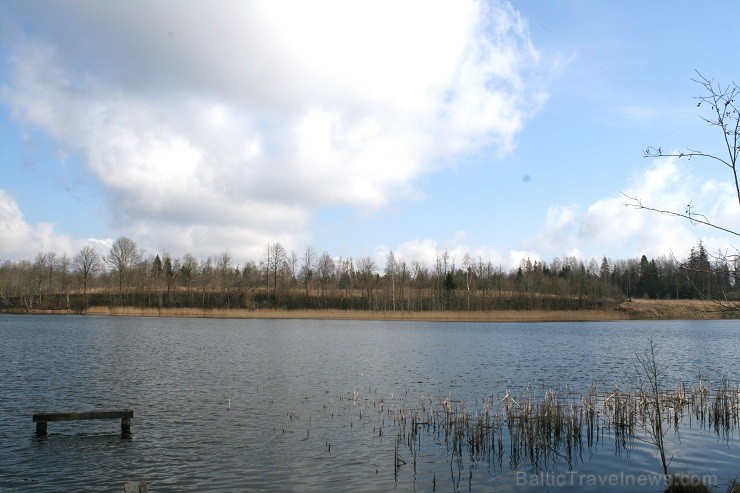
[
  {"left": 388, "top": 382, "right": 739, "bottom": 474},
  {"left": 68, "top": 298, "right": 737, "bottom": 321}
]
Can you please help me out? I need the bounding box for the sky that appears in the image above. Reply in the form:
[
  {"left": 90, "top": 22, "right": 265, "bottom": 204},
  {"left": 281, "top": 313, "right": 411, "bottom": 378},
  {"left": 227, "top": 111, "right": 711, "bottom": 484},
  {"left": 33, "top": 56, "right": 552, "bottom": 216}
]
[{"left": 1, "top": 0, "right": 740, "bottom": 270}]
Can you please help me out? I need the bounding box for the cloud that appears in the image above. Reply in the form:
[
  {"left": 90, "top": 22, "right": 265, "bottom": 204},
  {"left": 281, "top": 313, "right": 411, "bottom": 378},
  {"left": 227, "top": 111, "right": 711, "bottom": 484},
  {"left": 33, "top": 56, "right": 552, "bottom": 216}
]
[
  {"left": 533, "top": 157, "right": 740, "bottom": 261},
  {"left": 539, "top": 204, "right": 579, "bottom": 252},
  {"left": 391, "top": 234, "right": 532, "bottom": 271},
  {"left": 0, "top": 189, "right": 75, "bottom": 260},
  {"left": 0, "top": 0, "right": 546, "bottom": 261}
]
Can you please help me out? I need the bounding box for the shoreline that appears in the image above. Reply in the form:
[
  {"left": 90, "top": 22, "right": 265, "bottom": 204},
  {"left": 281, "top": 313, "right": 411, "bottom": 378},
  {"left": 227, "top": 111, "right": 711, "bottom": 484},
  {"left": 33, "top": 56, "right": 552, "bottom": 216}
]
[{"left": 4, "top": 299, "right": 737, "bottom": 322}]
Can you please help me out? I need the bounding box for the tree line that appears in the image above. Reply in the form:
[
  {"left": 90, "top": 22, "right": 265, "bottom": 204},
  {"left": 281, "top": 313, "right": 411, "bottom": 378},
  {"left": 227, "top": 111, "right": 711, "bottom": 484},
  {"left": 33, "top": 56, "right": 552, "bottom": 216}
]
[{"left": 0, "top": 237, "right": 737, "bottom": 314}]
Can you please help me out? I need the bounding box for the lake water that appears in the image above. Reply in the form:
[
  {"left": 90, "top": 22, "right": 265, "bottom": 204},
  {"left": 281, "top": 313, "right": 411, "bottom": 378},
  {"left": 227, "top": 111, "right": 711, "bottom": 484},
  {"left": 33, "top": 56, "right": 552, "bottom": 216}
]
[{"left": 1, "top": 315, "right": 738, "bottom": 492}]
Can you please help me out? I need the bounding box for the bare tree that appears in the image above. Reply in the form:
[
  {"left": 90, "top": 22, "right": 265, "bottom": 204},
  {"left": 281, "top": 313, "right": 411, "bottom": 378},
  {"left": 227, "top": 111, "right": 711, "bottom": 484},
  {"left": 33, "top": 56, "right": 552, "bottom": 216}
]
[
  {"left": 32, "top": 252, "right": 53, "bottom": 305},
  {"left": 635, "top": 339, "right": 672, "bottom": 481},
  {"left": 398, "top": 260, "right": 407, "bottom": 311},
  {"left": 216, "top": 251, "right": 232, "bottom": 303},
  {"left": 261, "top": 244, "right": 271, "bottom": 292},
  {"left": 270, "top": 243, "right": 287, "bottom": 302},
  {"left": 317, "top": 251, "right": 334, "bottom": 303},
  {"left": 462, "top": 253, "right": 474, "bottom": 311},
  {"left": 0, "top": 261, "right": 11, "bottom": 308},
  {"left": 180, "top": 253, "right": 198, "bottom": 304},
  {"left": 106, "top": 237, "right": 141, "bottom": 302},
  {"left": 334, "top": 257, "right": 353, "bottom": 307},
  {"left": 73, "top": 245, "right": 100, "bottom": 309},
  {"left": 199, "top": 257, "right": 214, "bottom": 309},
  {"left": 45, "top": 252, "right": 56, "bottom": 298},
  {"left": 411, "top": 260, "right": 427, "bottom": 311},
  {"left": 239, "top": 260, "right": 262, "bottom": 304},
  {"left": 357, "top": 256, "right": 376, "bottom": 309},
  {"left": 300, "top": 245, "right": 316, "bottom": 298},
  {"left": 385, "top": 250, "right": 397, "bottom": 311},
  {"left": 288, "top": 250, "right": 299, "bottom": 289},
  {"left": 58, "top": 253, "right": 70, "bottom": 310}
]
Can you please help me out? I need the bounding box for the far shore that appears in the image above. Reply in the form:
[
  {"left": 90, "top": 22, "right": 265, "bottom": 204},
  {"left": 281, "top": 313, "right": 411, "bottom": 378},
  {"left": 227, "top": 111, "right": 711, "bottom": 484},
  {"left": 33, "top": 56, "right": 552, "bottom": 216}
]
[{"left": 7, "top": 299, "right": 737, "bottom": 322}]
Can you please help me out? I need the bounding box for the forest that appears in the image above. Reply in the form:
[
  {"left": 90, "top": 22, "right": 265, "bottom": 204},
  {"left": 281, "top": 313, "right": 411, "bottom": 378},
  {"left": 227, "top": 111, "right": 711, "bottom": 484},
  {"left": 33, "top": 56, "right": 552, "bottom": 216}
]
[{"left": 0, "top": 237, "right": 737, "bottom": 314}]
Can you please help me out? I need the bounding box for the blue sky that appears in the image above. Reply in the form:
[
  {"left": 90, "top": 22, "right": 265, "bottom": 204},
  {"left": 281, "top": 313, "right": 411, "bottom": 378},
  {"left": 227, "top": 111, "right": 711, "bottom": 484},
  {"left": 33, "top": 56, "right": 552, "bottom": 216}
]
[{"left": 1, "top": 1, "right": 739, "bottom": 269}]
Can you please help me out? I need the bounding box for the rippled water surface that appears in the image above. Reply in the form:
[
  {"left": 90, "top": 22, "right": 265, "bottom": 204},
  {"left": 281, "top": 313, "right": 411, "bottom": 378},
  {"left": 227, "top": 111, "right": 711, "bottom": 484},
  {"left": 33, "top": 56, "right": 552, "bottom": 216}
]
[{"left": 1, "top": 315, "right": 738, "bottom": 492}]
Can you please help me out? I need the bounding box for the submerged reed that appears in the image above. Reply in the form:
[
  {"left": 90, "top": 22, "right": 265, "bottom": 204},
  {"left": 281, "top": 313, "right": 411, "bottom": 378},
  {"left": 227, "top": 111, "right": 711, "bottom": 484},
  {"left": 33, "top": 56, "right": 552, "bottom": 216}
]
[{"left": 385, "top": 381, "right": 740, "bottom": 472}]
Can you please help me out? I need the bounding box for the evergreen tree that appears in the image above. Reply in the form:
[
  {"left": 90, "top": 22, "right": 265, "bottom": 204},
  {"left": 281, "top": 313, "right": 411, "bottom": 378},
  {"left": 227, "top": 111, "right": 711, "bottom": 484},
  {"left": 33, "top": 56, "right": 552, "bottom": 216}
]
[{"left": 685, "top": 241, "right": 711, "bottom": 298}]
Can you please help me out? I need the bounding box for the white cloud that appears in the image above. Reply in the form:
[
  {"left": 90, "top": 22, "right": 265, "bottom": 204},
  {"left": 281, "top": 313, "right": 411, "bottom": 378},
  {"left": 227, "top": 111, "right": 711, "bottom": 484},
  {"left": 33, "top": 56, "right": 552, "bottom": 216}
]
[
  {"left": 392, "top": 234, "right": 529, "bottom": 271},
  {"left": 532, "top": 157, "right": 740, "bottom": 262},
  {"left": 508, "top": 250, "right": 542, "bottom": 268},
  {"left": 0, "top": 189, "right": 75, "bottom": 260},
  {"left": 0, "top": 0, "right": 546, "bottom": 261},
  {"left": 539, "top": 204, "right": 579, "bottom": 252}
]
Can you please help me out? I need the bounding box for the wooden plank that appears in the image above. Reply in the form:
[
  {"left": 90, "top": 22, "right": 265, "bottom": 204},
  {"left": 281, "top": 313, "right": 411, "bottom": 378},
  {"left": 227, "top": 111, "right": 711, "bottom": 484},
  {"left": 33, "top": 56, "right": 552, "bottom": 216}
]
[
  {"left": 121, "top": 415, "right": 132, "bottom": 437},
  {"left": 33, "top": 409, "right": 133, "bottom": 422},
  {"left": 123, "top": 480, "right": 148, "bottom": 493},
  {"left": 35, "top": 421, "right": 47, "bottom": 437},
  {"left": 33, "top": 409, "right": 134, "bottom": 437}
]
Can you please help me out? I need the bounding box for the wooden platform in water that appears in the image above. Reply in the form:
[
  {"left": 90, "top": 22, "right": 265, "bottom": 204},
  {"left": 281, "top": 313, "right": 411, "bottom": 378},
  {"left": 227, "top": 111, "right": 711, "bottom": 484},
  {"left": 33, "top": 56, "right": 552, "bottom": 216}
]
[{"left": 32, "top": 409, "right": 134, "bottom": 437}]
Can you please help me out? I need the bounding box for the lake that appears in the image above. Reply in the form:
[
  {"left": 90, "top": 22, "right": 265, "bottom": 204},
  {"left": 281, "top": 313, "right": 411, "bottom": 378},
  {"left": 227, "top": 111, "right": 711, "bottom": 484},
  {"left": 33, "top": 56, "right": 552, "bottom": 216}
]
[{"left": 1, "top": 315, "right": 738, "bottom": 492}]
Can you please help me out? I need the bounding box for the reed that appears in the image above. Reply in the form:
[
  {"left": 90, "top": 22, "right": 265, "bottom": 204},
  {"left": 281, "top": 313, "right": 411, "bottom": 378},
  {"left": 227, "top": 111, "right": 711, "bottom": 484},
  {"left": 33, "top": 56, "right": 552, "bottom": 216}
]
[
  {"left": 727, "top": 479, "right": 740, "bottom": 493},
  {"left": 382, "top": 383, "right": 738, "bottom": 473},
  {"left": 664, "top": 474, "right": 713, "bottom": 493}
]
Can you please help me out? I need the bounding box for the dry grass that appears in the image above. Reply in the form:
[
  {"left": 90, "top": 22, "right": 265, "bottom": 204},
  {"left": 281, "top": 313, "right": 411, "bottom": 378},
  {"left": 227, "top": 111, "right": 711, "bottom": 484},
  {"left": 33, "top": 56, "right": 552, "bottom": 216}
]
[
  {"left": 83, "top": 299, "right": 737, "bottom": 321},
  {"left": 21, "top": 298, "right": 737, "bottom": 321},
  {"left": 81, "top": 306, "right": 630, "bottom": 322},
  {"left": 617, "top": 299, "right": 735, "bottom": 319}
]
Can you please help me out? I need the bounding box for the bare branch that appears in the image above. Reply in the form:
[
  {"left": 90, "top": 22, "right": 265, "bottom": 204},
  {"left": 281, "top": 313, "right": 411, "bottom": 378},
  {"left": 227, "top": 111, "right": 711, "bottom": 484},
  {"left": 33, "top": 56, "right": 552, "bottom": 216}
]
[
  {"left": 621, "top": 192, "right": 740, "bottom": 238},
  {"left": 634, "top": 339, "right": 671, "bottom": 478},
  {"left": 643, "top": 146, "right": 731, "bottom": 169}
]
